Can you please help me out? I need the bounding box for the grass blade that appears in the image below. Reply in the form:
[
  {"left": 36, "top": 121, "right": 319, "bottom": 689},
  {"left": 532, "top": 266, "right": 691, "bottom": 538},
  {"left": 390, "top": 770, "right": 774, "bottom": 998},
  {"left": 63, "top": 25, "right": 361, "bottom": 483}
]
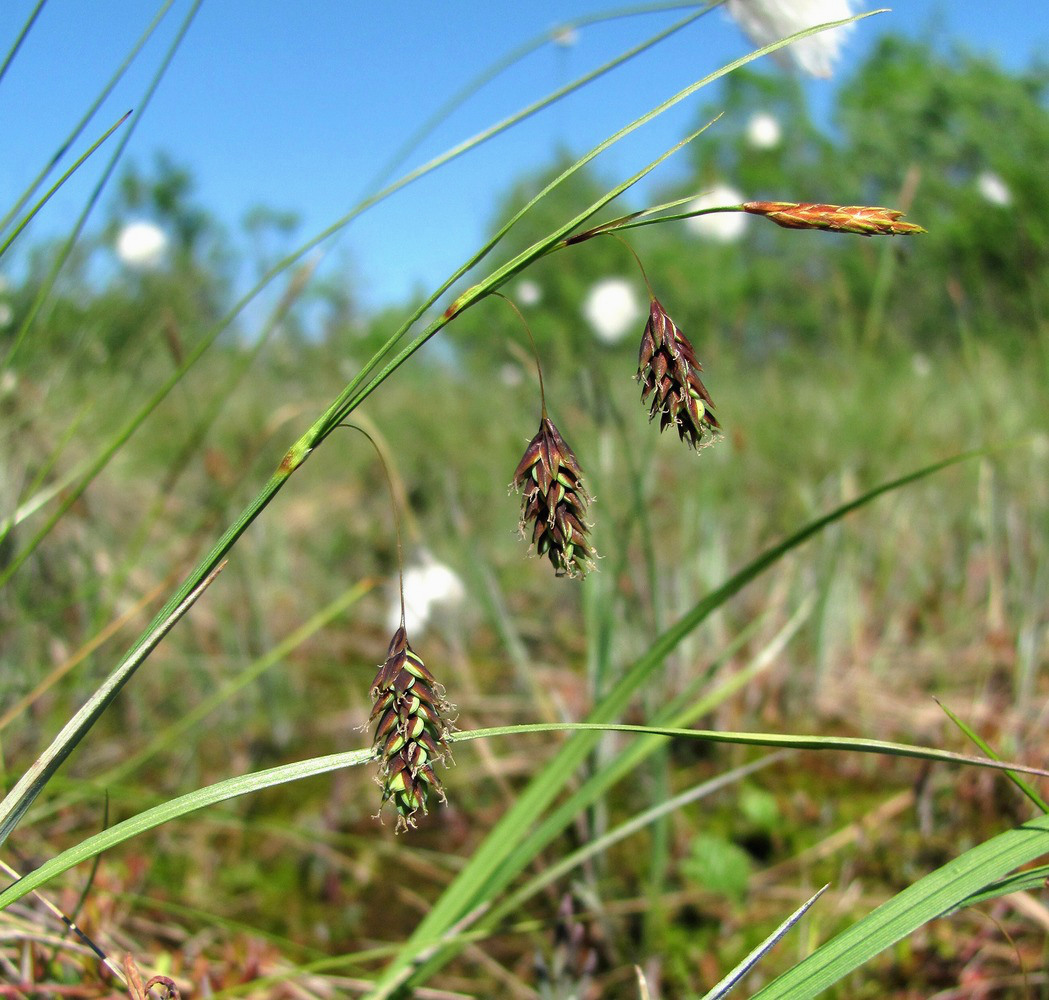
[
  {"left": 749, "top": 814, "right": 1049, "bottom": 1000},
  {"left": 0, "top": 0, "right": 175, "bottom": 235},
  {"left": 701, "top": 885, "right": 829, "bottom": 1000},
  {"left": 0, "top": 745, "right": 375, "bottom": 910},
  {"left": 452, "top": 723, "right": 1049, "bottom": 779},
  {"left": 7, "top": 703, "right": 1039, "bottom": 914},
  {"left": 2, "top": 0, "right": 201, "bottom": 368},
  {"left": 0, "top": 0, "right": 45, "bottom": 88},
  {"left": 0, "top": 561, "right": 225, "bottom": 846},
  {"left": 0, "top": 109, "right": 132, "bottom": 260}
]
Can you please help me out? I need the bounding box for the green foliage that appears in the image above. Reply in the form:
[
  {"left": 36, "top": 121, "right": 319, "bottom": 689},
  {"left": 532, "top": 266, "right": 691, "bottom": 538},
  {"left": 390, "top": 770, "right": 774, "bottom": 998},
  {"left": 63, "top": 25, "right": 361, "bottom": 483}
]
[
  {"left": 2, "top": 12, "right": 1048, "bottom": 1000},
  {"left": 683, "top": 832, "right": 752, "bottom": 903},
  {"left": 836, "top": 36, "right": 1049, "bottom": 337}
]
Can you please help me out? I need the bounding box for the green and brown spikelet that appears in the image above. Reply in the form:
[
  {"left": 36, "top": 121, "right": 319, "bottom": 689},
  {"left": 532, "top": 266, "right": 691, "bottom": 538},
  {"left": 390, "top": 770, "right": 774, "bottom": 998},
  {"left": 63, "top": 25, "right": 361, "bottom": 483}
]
[
  {"left": 512, "top": 417, "right": 596, "bottom": 579},
  {"left": 637, "top": 298, "right": 720, "bottom": 450},
  {"left": 370, "top": 626, "right": 452, "bottom": 830},
  {"left": 743, "top": 201, "right": 926, "bottom": 237}
]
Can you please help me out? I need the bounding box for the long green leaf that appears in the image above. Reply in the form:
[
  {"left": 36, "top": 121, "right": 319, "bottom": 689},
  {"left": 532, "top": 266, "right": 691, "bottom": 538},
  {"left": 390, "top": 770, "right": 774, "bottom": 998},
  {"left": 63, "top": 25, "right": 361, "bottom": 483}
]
[
  {"left": 0, "top": 747, "right": 374, "bottom": 910},
  {"left": 0, "top": 0, "right": 45, "bottom": 88},
  {"left": 749, "top": 814, "right": 1049, "bottom": 999},
  {"left": 0, "top": 109, "right": 132, "bottom": 260},
  {"left": 454, "top": 723, "right": 1049, "bottom": 778},
  {"left": 4, "top": 712, "right": 1035, "bottom": 913},
  {"left": 0, "top": 562, "right": 224, "bottom": 845}
]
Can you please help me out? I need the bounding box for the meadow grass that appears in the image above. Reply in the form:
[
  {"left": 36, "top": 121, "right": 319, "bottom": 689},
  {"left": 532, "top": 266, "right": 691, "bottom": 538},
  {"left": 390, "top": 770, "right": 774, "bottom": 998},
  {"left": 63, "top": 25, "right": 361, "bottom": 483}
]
[
  {"left": 2, "top": 6, "right": 1048, "bottom": 998},
  {"left": 3, "top": 324, "right": 1047, "bottom": 996}
]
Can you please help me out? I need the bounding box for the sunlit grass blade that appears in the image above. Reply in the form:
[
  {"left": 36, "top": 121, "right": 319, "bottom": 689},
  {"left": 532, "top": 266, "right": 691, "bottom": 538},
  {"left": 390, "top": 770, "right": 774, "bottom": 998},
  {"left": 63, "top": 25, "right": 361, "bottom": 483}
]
[
  {"left": 937, "top": 698, "right": 1049, "bottom": 814},
  {"left": 1, "top": 0, "right": 201, "bottom": 369},
  {"left": 0, "top": 0, "right": 45, "bottom": 88},
  {"left": 701, "top": 885, "right": 829, "bottom": 1000},
  {"left": 363, "top": 449, "right": 978, "bottom": 997},
  {"left": 95, "top": 580, "right": 372, "bottom": 787},
  {"left": 0, "top": 0, "right": 175, "bottom": 235},
  {"left": 453, "top": 723, "right": 1049, "bottom": 778},
  {"left": 0, "top": 561, "right": 225, "bottom": 847},
  {"left": 4, "top": 713, "right": 1041, "bottom": 912},
  {"left": 0, "top": 109, "right": 132, "bottom": 260},
  {"left": 0, "top": 745, "right": 375, "bottom": 910},
  {"left": 748, "top": 813, "right": 1049, "bottom": 1000},
  {"left": 363, "top": 2, "right": 719, "bottom": 194}
]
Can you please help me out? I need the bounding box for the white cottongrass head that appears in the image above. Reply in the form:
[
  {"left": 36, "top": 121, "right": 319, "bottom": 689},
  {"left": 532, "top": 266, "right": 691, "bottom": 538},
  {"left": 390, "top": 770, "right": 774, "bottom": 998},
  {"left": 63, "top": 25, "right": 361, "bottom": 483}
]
[
  {"left": 686, "top": 184, "right": 748, "bottom": 243},
  {"left": 516, "top": 279, "right": 543, "bottom": 307},
  {"left": 551, "top": 24, "right": 579, "bottom": 48},
  {"left": 116, "top": 220, "right": 168, "bottom": 270},
  {"left": 386, "top": 550, "right": 466, "bottom": 636},
  {"left": 582, "top": 277, "right": 643, "bottom": 345},
  {"left": 726, "top": 0, "right": 857, "bottom": 79},
  {"left": 746, "top": 111, "right": 782, "bottom": 150},
  {"left": 976, "top": 171, "right": 1012, "bottom": 208}
]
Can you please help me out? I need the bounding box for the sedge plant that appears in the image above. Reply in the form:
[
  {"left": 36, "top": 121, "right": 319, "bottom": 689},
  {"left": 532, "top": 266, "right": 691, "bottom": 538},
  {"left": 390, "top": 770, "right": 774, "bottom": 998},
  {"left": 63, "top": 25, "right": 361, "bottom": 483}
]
[{"left": 2, "top": 5, "right": 1047, "bottom": 999}]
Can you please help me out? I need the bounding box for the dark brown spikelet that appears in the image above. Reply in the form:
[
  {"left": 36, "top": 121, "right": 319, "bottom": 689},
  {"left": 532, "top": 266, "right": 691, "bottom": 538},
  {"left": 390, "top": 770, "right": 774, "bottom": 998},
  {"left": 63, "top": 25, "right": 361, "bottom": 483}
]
[
  {"left": 743, "top": 201, "right": 926, "bottom": 237},
  {"left": 511, "top": 417, "right": 596, "bottom": 579},
  {"left": 637, "top": 298, "right": 720, "bottom": 450},
  {"left": 370, "top": 626, "right": 452, "bottom": 831}
]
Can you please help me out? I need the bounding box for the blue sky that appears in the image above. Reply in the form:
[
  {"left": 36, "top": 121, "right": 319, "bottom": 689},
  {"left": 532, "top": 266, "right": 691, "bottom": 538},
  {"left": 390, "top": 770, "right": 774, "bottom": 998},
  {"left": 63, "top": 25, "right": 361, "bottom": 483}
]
[{"left": 1, "top": 2, "right": 1046, "bottom": 314}]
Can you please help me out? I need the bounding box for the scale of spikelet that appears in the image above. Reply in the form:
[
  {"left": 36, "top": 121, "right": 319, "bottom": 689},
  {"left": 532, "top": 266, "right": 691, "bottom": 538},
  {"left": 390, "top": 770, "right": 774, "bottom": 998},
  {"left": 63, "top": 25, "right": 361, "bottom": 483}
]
[
  {"left": 369, "top": 626, "right": 452, "bottom": 831},
  {"left": 637, "top": 298, "right": 720, "bottom": 450},
  {"left": 511, "top": 416, "right": 596, "bottom": 579}
]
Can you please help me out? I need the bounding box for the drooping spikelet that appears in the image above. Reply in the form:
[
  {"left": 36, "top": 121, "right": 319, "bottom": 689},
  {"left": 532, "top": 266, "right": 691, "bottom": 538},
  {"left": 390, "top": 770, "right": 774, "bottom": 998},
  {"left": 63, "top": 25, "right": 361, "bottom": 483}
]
[
  {"left": 511, "top": 417, "right": 596, "bottom": 579},
  {"left": 369, "top": 626, "right": 452, "bottom": 830},
  {"left": 743, "top": 201, "right": 926, "bottom": 237},
  {"left": 637, "top": 298, "right": 720, "bottom": 450}
]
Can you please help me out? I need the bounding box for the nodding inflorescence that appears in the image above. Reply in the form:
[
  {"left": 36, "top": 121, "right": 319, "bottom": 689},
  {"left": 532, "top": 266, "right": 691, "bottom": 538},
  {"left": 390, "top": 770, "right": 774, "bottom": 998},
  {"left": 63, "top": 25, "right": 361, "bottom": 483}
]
[
  {"left": 369, "top": 625, "right": 453, "bottom": 831},
  {"left": 511, "top": 416, "right": 597, "bottom": 579},
  {"left": 637, "top": 297, "right": 720, "bottom": 451}
]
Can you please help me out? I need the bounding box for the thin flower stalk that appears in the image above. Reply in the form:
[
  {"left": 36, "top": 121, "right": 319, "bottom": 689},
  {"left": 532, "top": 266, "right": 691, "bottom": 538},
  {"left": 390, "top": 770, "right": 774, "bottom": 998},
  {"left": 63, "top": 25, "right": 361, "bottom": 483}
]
[
  {"left": 498, "top": 291, "right": 597, "bottom": 580},
  {"left": 637, "top": 298, "right": 720, "bottom": 450},
  {"left": 341, "top": 422, "right": 454, "bottom": 830},
  {"left": 743, "top": 201, "right": 926, "bottom": 236}
]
